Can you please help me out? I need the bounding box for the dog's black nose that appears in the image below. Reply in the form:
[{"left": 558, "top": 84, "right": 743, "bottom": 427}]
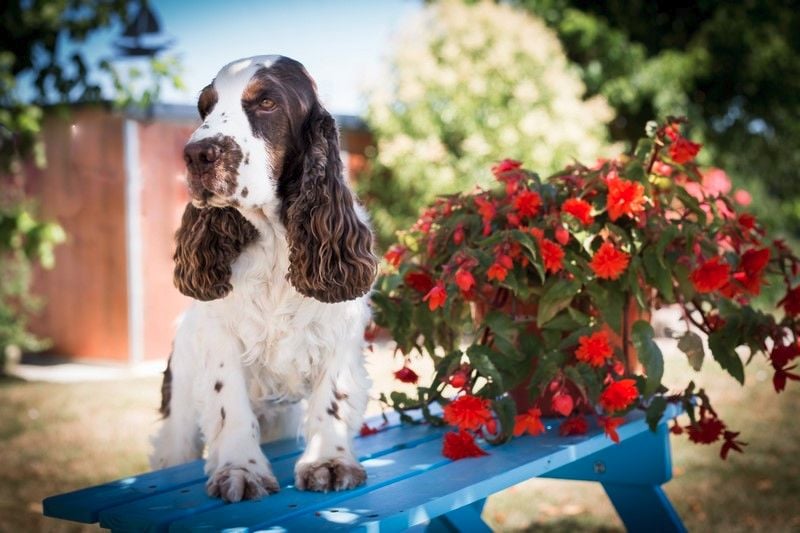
[{"left": 184, "top": 140, "right": 221, "bottom": 171}]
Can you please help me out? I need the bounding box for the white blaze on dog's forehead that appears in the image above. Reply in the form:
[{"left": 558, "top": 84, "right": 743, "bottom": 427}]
[{"left": 220, "top": 55, "right": 280, "bottom": 77}]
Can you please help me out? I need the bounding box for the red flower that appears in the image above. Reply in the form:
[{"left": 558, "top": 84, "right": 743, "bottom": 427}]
[
  {"left": 359, "top": 423, "right": 379, "bottom": 437},
  {"left": 779, "top": 285, "right": 800, "bottom": 316},
  {"left": 384, "top": 245, "right": 405, "bottom": 267},
  {"left": 513, "top": 407, "right": 545, "bottom": 437},
  {"left": 491, "top": 158, "right": 522, "bottom": 176},
  {"left": 669, "top": 136, "right": 702, "bottom": 164},
  {"left": 555, "top": 225, "right": 570, "bottom": 246},
  {"left": 474, "top": 195, "right": 496, "bottom": 224},
  {"left": 590, "top": 242, "right": 630, "bottom": 280},
  {"left": 423, "top": 281, "right": 447, "bottom": 311},
  {"left": 559, "top": 415, "right": 588, "bottom": 436},
  {"left": 720, "top": 430, "right": 747, "bottom": 460},
  {"left": 404, "top": 271, "right": 435, "bottom": 294},
  {"left": 598, "top": 416, "right": 625, "bottom": 444},
  {"left": 729, "top": 248, "right": 770, "bottom": 295},
  {"left": 606, "top": 175, "right": 646, "bottom": 221},
  {"left": 455, "top": 268, "right": 476, "bottom": 292},
  {"left": 690, "top": 257, "right": 730, "bottom": 293},
  {"left": 539, "top": 238, "right": 564, "bottom": 274},
  {"left": 442, "top": 430, "right": 488, "bottom": 460},
  {"left": 561, "top": 198, "right": 594, "bottom": 225},
  {"left": 551, "top": 391, "right": 574, "bottom": 417},
  {"left": 393, "top": 366, "right": 419, "bottom": 384},
  {"left": 738, "top": 213, "right": 757, "bottom": 231},
  {"left": 575, "top": 330, "right": 614, "bottom": 367},
  {"left": 599, "top": 379, "right": 638, "bottom": 413},
  {"left": 686, "top": 416, "right": 725, "bottom": 444},
  {"left": 453, "top": 224, "right": 465, "bottom": 245},
  {"left": 487, "top": 263, "right": 508, "bottom": 282},
  {"left": 487, "top": 254, "right": 513, "bottom": 282},
  {"left": 513, "top": 190, "right": 542, "bottom": 218},
  {"left": 443, "top": 395, "right": 493, "bottom": 431},
  {"left": 448, "top": 365, "right": 471, "bottom": 389}
]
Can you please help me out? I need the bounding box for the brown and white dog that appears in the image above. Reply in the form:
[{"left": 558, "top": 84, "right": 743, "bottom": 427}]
[{"left": 150, "top": 56, "right": 377, "bottom": 502}]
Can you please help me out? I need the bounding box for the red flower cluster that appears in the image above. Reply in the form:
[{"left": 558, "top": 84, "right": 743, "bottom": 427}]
[
  {"left": 513, "top": 190, "right": 542, "bottom": 218},
  {"left": 690, "top": 257, "right": 730, "bottom": 293},
  {"left": 590, "top": 242, "right": 630, "bottom": 280},
  {"left": 423, "top": 282, "right": 447, "bottom": 311},
  {"left": 513, "top": 407, "right": 545, "bottom": 437},
  {"left": 394, "top": 366, "right": 419, "bottom": 384},
  {"left": 561, "top": 198, "right": 594, "bottom": 225},
  {"left": 376, "top": 120, "right": 800, "bottom": 463},
  {"left": 442, "top": 430, "right": 488, "bottom": 460},
  {"left": 599, "top": 379, "right": 638, "bottom": 413},
  {"left": 575, "top": 330, "right": 613, "bottom": 367},
  {"left": 599, "top": 416, "right": 625, "bottom": 443},
  {"left": 606, "top": 174, "right": 646, "bottom": 221},
  {"left": 559, "top": 415, "right": 588, "bottom": 436},
  {"left": 669, "top": 137, "right": 702, "bottom": 164},
  {"left": 666, "top": 123, "right": 702, "bottom": 164},
  {"left": 404, "top": 270, "right": 435, "bottom": 294},
  {"left": 443, "top": 394, "right": 493, "bottom": 431}
]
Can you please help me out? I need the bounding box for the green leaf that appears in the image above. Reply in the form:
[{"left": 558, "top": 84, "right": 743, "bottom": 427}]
[
  {"left": 631, "top": 320, "right": 664, "bottom": 396},
  {"left": 677, "top": 331, "right": 705, "bottom": 371},
  {"left": 492, "top": 396, "right": 517, "bottom": 443},
  {"left": 536, "top": 278, "right": 581, "bottom": 327},
  {"left": 586, "top": 283, "right": 624, "bottom": 332},
  {"left": 642, "top": 246, "right": 674, "bottom": 301},
  {"left": 645, "top": 396, "right": 668, "bottom": 431},
  {"left": 466, "top": 345, "right": 504, "bottom": 389},
  {"left": 707, "top": 317, "right": 746, "bottom": 384}
]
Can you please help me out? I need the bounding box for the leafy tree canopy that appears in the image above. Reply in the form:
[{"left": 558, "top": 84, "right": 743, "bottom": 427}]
[
  {"left": 360, "top": 0, "right": 614, "bottom": 247},
  {"left": 516, "top": 0, "right": 800, "bottom": 233}
]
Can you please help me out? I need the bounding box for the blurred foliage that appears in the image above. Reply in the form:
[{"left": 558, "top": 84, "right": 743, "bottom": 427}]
[
  {"left": 359, "top": 0, "right": 615, "bottom": 247},
  {"left": 514, "top": 0, "right": 800, "bottom": 236},
  {"left": 0, "top": 0, "right": 184, "bottom": 364},
  {"left": 0, "top": 202, "right": 66, "bottom": 361}
]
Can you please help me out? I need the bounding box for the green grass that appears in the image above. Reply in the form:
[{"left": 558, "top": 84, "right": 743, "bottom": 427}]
[{"left": 1, "top": 351, "right": 798, "bottom": 532}]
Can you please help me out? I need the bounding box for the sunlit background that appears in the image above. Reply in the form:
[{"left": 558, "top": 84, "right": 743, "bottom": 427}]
[{"left": 1, "top": 0, "right": 799, "bottom": 531}]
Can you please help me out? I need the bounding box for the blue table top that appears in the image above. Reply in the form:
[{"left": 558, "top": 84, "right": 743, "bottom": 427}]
[{"left": 43, "top": 403, "right": 680, "bottom": 532}]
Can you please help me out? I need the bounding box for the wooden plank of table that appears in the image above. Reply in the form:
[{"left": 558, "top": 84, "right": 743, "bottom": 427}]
[
  {"left": 43, "top": 410, "right": 417, "bottom": 524},
  {"left": 96, "top": 422, "right": 443, "bottom": 531}
]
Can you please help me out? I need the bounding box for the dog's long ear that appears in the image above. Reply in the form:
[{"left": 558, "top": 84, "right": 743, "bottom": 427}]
[
  {"left": 285, "top": 105, "right": 377, "bottom": 303},
  {"left": 173, "top": 204, "right": 258, "bottom": 301}
]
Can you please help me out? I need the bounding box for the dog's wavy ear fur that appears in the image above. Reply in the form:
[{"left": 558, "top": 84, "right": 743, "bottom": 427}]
[
  {"left": 285, "top": 105, "right": 377, "bottom": 303},
  {"left": 173, "top": 204, "right": 258, "bottom": 301}
]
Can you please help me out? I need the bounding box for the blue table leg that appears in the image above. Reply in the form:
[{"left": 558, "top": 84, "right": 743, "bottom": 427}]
[
  {"left": 425, "top": 498, "right": 490, "bottom": 532},
  {"left": 602, "top": 483, "right": 687, "bottom": 533}
]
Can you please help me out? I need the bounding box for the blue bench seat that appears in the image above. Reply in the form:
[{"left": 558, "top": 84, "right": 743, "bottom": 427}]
[{"left": 43, "top": 405, "right": 686, "bottom": 532}]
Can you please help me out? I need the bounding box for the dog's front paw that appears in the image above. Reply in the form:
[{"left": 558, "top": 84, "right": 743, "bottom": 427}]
[
  {"left": 206, "top": 463, "right": 280, "bottom": 502},
  {"left": 295, "top": 458, "right": 366, "bottom": 492}
]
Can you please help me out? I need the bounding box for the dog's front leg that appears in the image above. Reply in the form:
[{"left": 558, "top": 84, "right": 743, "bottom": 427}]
[
  {"left": 200, "top": 336, "right": 279, "bottom": 502},
  {"left": 295, "top": 346, "right": 370, "bottom": 492}
]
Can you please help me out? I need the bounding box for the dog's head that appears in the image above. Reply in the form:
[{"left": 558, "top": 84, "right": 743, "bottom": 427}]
[{"left": 174, "top": 56, "right": 377, "bottom": 303}]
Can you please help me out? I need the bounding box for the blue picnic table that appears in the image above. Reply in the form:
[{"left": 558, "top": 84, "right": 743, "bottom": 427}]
[{"left": 43, "top": 404, "right": 686, "bottom": 532}]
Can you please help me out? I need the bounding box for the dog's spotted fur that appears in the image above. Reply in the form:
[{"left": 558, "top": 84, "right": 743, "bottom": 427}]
[{"left": 150, "top": 56, "right": 376, "bottom": 502}]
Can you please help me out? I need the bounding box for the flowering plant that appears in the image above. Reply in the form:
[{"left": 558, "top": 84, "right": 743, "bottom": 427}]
[{"left": 370, "top": 118, "right": 800, "bottom": 460}]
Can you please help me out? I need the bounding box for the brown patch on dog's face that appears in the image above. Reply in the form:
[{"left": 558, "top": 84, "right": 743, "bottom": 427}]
[
  {"left": 239, "top": 61, "right": 314, "bottom": 185},
  {"left": 184, "top": 134, "right": 244, "bottom": 207}
]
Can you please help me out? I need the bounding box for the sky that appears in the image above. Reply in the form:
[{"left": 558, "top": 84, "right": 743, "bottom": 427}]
[{"left": 80, "top": 0, "right": 422, "bottom": 115}]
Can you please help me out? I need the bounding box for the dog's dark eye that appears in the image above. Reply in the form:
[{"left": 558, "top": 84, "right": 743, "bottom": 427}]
[{"left": 259, "top": 98, "right": 276, "bottom": 111}]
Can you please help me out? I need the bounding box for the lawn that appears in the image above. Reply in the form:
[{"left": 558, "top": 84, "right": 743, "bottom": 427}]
[{"left": 2, "top": 345, "right": 798, "bottom": 532}]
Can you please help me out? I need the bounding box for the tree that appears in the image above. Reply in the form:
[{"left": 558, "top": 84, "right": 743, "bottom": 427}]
[
  {"left": 359, "top": 0, "right": 614, "bottom": 246},
  {"left": 515, "top": 0, "right": 800, "bottom": 235},
  {"left": 0, "top": 0, "right": 183, "bottom": 366}
]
